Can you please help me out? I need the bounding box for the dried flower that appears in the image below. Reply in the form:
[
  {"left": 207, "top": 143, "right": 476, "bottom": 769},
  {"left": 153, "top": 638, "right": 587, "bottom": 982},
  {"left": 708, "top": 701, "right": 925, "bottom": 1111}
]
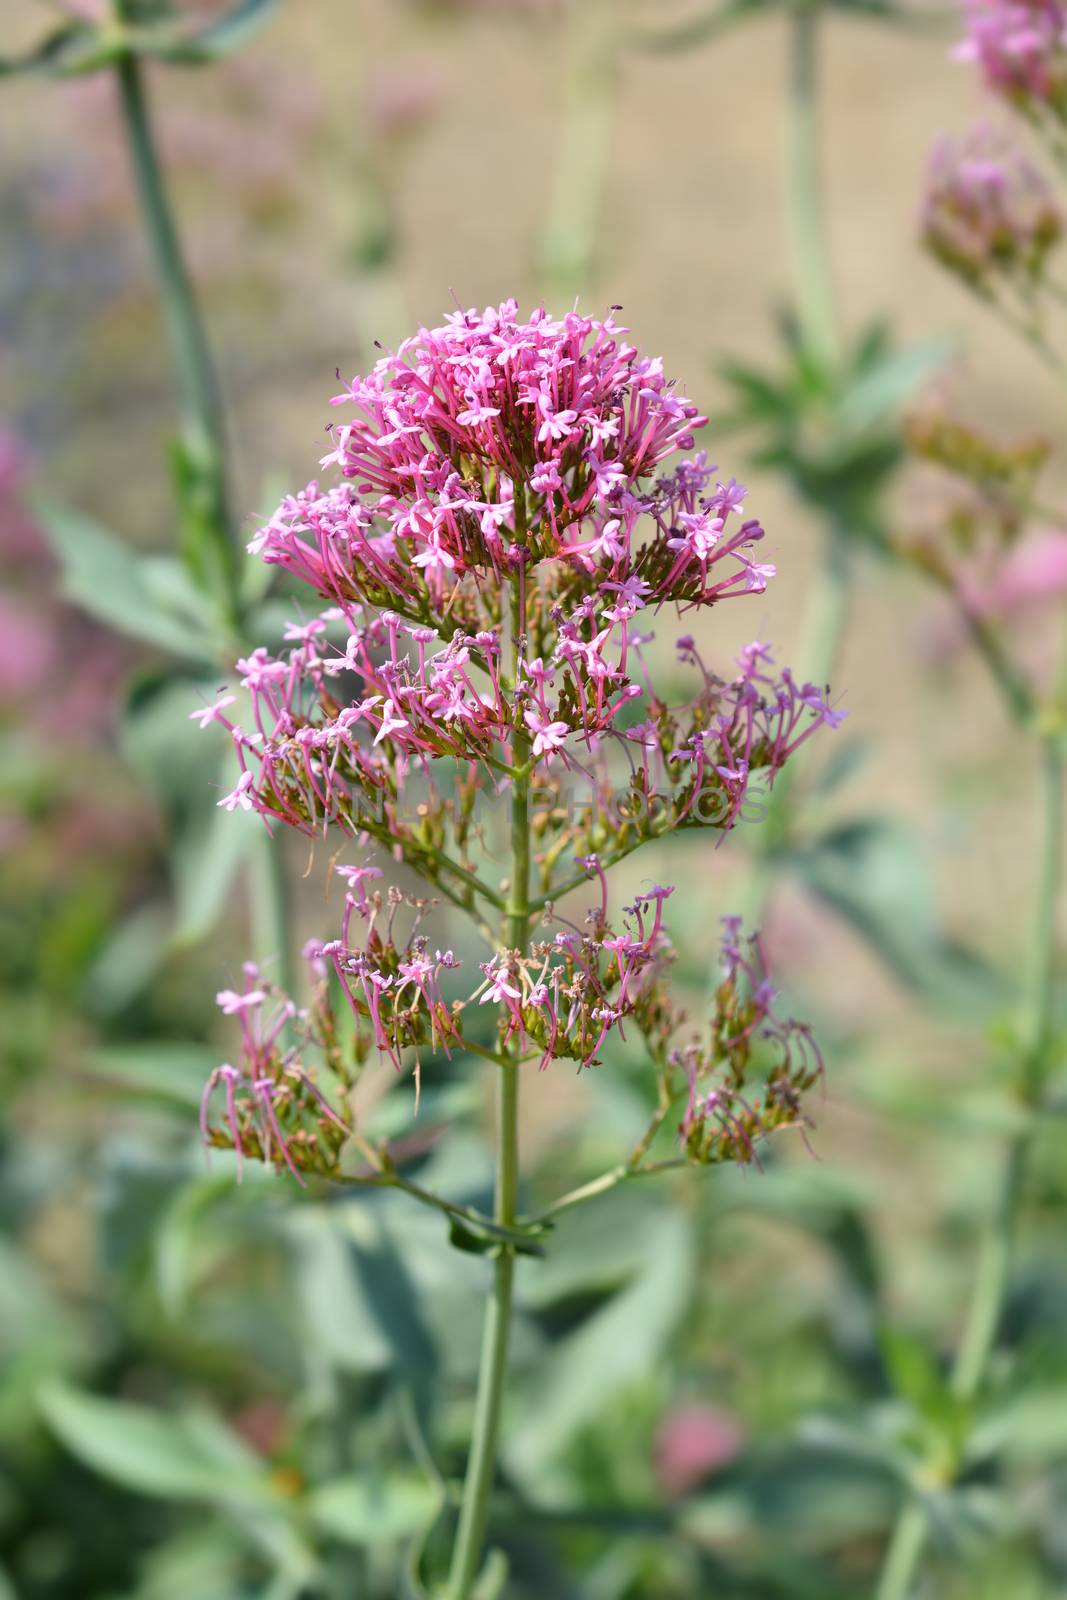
[{"left": 675, "top": 919, "right": 824, "bottom": 1166}]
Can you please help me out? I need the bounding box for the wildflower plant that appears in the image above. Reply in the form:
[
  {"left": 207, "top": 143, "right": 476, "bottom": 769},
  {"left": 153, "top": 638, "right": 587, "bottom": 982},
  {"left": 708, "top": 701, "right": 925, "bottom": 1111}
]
[
  {"left": 871, "top": 10, "right": 1067, "bottom": 1597},
  {"left": 198, "top": 300, "right": 837, "bottom": 1595}
]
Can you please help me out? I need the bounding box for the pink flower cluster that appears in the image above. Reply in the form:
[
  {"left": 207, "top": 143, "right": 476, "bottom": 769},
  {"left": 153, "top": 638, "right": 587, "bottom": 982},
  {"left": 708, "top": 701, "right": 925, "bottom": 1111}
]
[
  {"left": 676, "top": 919, "right": 824, "bottom": 1166},
  {"left": 200, "top": 955, "right": 356, "bottom": 1186},
  {"left": 322, "top": 863, "right": 673, "bottom": 1080},
  {"left": 199, "top": 302, "right": 836, "bottom": 1176},
  {"left": 956, "top": 0, "right": 1067, "bottom": 116},
  {"left": 200, "top": 608, "right": 839, "bottom": 852},
  {"left": 200, "top": 871, "right": 680, "bottom": 1178},
  {"left": 249, "top": 303, "right": 770, "bottom": 614},
  {"left": 921, "top": 126, "right": 1061, "bottom": 291},
  {"left": 315, "top": 871, "right": 464, "bottom": 1093}
]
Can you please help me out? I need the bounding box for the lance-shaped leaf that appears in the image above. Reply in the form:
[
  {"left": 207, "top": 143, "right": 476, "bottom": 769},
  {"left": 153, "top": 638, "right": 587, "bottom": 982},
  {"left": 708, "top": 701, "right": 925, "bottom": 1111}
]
[
  {"left": 133, "top": 0, "right": 280, "bottom": 65},
  {"left": 33, "top": 500, "right": 218, "bottom": 663},
  {"left": 38, "top": 1382, "right": 276, "bottom": 1506},
  {"left": 505, "top": 1208, "right": 695, "bottom": 1486},
  {"left": 0, "top": 20, "right": 121, "bottom": 80},
  {"left": 789, "top": 817, "right": 1009, "bottom": 1017},
  {"left": 307, "top": 1472, "right": 442, "bottom": 1548}
]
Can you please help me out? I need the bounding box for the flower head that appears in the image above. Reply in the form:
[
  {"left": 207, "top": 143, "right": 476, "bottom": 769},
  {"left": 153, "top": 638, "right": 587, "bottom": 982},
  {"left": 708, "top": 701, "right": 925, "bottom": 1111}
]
[
  {"left": 922, "top": 125, "right": 1061, "bottom": 291},
  {"left": 199, "top": 302, "right": 835, "bottom": 1176},
  {"left": 956, "top": 0, "right": 1067, "bottom": 117}
]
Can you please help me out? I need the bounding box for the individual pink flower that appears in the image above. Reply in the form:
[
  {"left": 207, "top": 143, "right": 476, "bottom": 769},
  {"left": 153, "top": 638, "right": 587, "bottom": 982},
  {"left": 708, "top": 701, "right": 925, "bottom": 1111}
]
[{"left": 654, "top": 1404, "right": 746, "bottom": 1498}]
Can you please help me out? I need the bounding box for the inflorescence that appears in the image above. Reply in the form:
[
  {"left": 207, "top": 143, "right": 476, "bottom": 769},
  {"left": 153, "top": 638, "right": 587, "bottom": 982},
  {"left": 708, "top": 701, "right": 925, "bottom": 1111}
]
[{"left": 199, "top": 301, "right": 840, "bottom": 1181}]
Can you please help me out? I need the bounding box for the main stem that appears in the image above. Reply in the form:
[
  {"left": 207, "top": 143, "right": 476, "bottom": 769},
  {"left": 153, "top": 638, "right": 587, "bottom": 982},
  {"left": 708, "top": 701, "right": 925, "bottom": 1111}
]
[
  {"left": 740, "top": 524, "right": 849, "bottom": 932},
  {"left": 538, "top": 0, "right": 617, "bottom": 298},
  {"left": 111, "top": 27, "right": 231, "bottom": 535},
  {"left": 875, "top": 737, "right": 1064, "bottom": 1600},
  {"left": 738, "top": 8, "right": 845, "bottom": 929},
  {"left": 445, "top": 514, "right": 530, "bottom": 1599},
  {"left": 109, "top": 5, "right": 292, "bottom": 989},
  {"left": 788, "top": 3, "right": 838, "bottom": 372}
]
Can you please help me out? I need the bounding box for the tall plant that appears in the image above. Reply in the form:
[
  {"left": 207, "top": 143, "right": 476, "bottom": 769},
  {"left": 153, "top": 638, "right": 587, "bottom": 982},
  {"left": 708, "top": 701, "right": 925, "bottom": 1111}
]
[
  {"left": 875, "top": 9, "right": 1067, "bottom": 1592},
  {"left": 197, "top": 300, "right": 840, "bottom": 1594}
]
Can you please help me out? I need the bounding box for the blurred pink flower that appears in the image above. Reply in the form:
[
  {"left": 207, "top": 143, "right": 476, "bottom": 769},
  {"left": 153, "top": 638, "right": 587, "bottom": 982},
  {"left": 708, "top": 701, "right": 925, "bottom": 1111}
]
[
  {"left": 0, "top": 596, "right": 53, "bottom": 701},
  {"left": 956, "top": 0, "right": 1067, "bottom": 112},
  {"left": 0, "top": 428, "right": 27, "bottom": 494},
  {"left": 366, "top": 65, "right": 444, "bottom": 139},
  {"left": 966, "top": 528, "right": 1067, "bottom": 614},
  {"left": 921, "top": 124, "right": 1061, "bottom": 289},
  {"left": 654, "top": 1403, "right": 746, "bottom": 1498}
]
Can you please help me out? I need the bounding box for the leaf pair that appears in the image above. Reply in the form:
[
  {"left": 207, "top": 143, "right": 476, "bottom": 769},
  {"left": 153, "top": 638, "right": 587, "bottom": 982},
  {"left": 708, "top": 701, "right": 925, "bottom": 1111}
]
[{"left": 0, "top": 0, "right": 278, "bottom": 82}]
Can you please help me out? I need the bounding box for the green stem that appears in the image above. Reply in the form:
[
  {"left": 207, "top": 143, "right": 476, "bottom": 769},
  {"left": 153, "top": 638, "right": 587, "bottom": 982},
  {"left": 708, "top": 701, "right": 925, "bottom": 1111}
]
[
  {"left": 538, "top": 0, "right": 617, "bottom": 297},
  {"left": 874, "top": 1504, "right": 929, "bottom": 1600},
  {"left": 787, "top": 3, "right": 838, "bottom": 371},
  {"left": 249, "top": 832, "right": 295, "bottom": 1002},
  {"left": 953, "top": 740, "right": 1062, "bottom": 1396},
  {"left": 762, "top": 522, "right": 849, "bottom": 857},
  {"left": 874, "top": 738, "right": 1063, "bottom": 1600},
  {"left": 332, "top": 1169, "right": 536, "bottom": 1250},
  {"left": 445, "top": 510, "right": 531, "bottom": 1599},
  {"left": 111, "top": 2, "right": 238, "bottom": 614},
  {"left": 954, "top": 601, "right": 1035, "bottom": 725},
  {"left": 735, "top": 5, "right": 844, "bottom": 927},
  {"left": 533, "top": 1156, "right": 685, "bottom": 1225},
  {"left": 109, "top": 4, "right": 297, "bottom": 986},
  {"left": 740, "top": 525, "right": 850, "bottom": 937}
]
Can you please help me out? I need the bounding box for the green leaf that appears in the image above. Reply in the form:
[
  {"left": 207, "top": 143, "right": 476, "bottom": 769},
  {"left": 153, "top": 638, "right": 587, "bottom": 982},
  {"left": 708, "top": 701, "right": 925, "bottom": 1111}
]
[
  {"left": 105, "top": 1524, "right": 250, "bottom": 1600},
  {"left": 472, "top": 1550, "right": 510, "bottom": 1600},
  {"left": 629, "top": 0, "right": 776, "bottom": 53},
  {"left": 166, "top": 437, "right": 240, "bottom": 618},
  {"left": 518, "top": 1184, "right": 678, "bottom": 1309},
  {"left": 717, "top": 358, "right": 794, "bottom": 424},
  {"left": 83, "top": 902, "right": 172, "bottom": 1019},
  {"left": 0, "top": 21, "right": 119, "bottom": 79},
  {"left": 85, "top": 1041, "right": 217, "bottom": 1109},
  {"left": 286, "top": 1211, "right": 402, "bottom": 1375},
  {"left": 33, "top": 500, "right": 217, "bottom": 662},
  {"left": 38, "top": 1382, "right": 274, "bottom": 1505},
  {"left": 172, "top": 800, "right": 254, "bottom": 946},
  {"left": 308, "top": 1471, "right": 441, "bottom": 1547},
  {"left": 971, "top": 1388, "right": 1067, "bottom": 1466},
  {"left": 840, "top": 337, "right": 950, "bottom": 434},
  {"left": 713, "top": 1164, "right": 883, "bottom": 1312},
  {"left": 139, "top": 554, "right": 219, "bottom": 634},
  {"left": 809, "top": 735, "right": 871, "bottom": 799},
  {"left": 790, "top": 818, "right": 1009, "bottom": 1016},
  {"left": 797, "top": 1412, "right": 914, "bottom": 1484},
  {"left": 137, "top": 0, "right": 280, "bottom": 64},
  {"left": 447, "top": 1217, "right": 495, "bottom": 1255},
  {"left": 879, "top": 1325, "right": 960, "bottom": 1430},
  {"left": 154, "top": 1174, "right": 242, "bottom": 1315},
  {"left": 122, "top": 669, "right": 225, "bottom": 825},
  {"left": 506, "top": 1209, "right": 694, "bottom": 1483},
  {"left": 0, "top": 1241, "right": 85, "bottom": 1443}
]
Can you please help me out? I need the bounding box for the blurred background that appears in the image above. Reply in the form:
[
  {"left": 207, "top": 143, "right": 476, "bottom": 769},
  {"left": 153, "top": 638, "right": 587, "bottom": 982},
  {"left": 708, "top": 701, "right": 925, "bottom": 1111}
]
[{"left": 2, "top": 1, "right": 1066, "bottom": 1597}]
